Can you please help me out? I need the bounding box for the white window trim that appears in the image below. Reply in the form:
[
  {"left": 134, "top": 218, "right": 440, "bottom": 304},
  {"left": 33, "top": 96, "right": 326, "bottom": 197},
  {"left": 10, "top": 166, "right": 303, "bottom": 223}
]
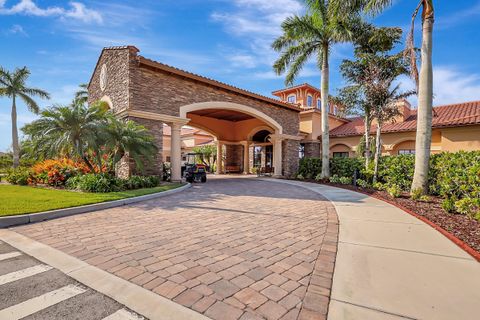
[{"left": 287, "top": 94, "right": 296, "bottom": 103}]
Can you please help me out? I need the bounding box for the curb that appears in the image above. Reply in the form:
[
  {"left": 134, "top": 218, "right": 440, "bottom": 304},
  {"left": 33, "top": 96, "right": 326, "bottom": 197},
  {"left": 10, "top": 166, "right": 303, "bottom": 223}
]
[
  {"left": 0, "top": 183, "right": 191, "bottom": 228},
  {"left": 0, "top": 229, "right": 208, "bottom": 320}
]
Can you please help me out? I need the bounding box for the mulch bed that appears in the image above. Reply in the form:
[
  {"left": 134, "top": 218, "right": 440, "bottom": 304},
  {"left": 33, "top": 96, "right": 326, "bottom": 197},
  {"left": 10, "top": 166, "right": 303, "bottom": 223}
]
[{"left": 299, "top": 179, "right": 480, "bottom": 259}]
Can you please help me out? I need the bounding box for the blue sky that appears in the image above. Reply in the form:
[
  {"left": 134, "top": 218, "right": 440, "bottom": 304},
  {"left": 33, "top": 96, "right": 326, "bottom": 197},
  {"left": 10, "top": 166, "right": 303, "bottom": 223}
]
[{"left": 1, "top": 0, "right": 480, "bottom": 151}]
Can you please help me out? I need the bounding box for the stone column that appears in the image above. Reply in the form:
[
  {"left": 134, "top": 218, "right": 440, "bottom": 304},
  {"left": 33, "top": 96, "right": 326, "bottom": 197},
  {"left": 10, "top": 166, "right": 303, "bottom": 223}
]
[
  {"left": 216, "top": 141, "right": 223, "bottom": 174},
  {"left": 272, "top": 137, "right": 283, "bottom": 177},
  {"left": 242, "top": 141, "right": 250, "bottom": 174},
  {"left": 170, "top": 123, "right": 182, "bottom": 182}
]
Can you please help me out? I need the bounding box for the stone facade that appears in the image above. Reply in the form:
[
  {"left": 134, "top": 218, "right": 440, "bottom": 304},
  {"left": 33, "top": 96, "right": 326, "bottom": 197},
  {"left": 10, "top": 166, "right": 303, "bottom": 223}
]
[
  {"left": 225, "top": 144, "right": 243, "bottom": 170},
  {"left": 282, "top": 139, "right": 300, "bottom": 177},
  {"left": 89, "top": 47, "right": 302, "bottom": 177},
  {"left": 304, "top": 141, "right": 321, "bottom": 158}
]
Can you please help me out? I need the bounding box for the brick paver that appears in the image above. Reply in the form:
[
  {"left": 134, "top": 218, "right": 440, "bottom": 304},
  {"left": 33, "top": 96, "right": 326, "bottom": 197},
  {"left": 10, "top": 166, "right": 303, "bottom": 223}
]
[{"left": 14, "top": 176, "right": 338, "bottom": 319}]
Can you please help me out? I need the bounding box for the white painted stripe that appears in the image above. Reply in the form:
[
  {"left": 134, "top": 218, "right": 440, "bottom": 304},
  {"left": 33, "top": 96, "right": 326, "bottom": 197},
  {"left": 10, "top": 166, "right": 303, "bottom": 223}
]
[
  {"left": 0, "top": 251, "right": 22, "bottom": 261},
  {"left": 103, "top": 308, "right": 143, "bottom": 320},
  {"left": 0, "top": 284, "right": 86, "bottom": 319},
  {"left": 0, "top": 264, "right": 52, "bottom": 285}
]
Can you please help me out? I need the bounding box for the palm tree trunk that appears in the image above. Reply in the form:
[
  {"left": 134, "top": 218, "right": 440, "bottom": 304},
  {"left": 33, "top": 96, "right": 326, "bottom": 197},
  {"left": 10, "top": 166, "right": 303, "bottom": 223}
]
[
  {"left": 373, "top": 121, "right": 382, "bottom": 183},
  {"left": 411, "top": 5, "right": 434, "bottom": 193},
  {"left": 320, "top": 44, "right": 330, "bottom": 178},
  {"left": 11, "top": 95, "right": 20, "bottom": 168},
  {"left": 364, "top": 113, "right": 371, "bottom": 169}
]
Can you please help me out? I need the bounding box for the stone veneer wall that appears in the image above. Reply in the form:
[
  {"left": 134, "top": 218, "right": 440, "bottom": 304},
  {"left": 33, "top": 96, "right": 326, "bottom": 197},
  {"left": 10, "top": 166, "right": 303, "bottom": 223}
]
[
  {"left": 304, "top": 142, "right": 321, "bottom": 158},
  {"left": 225, "top": 145, "right": 243, "bottom": 171},
  {"left": 283, "top": 140, "right": 300, "bottom": 177},
  {"left": 89, "top": 47, "right": 302, "bottom": 177}
]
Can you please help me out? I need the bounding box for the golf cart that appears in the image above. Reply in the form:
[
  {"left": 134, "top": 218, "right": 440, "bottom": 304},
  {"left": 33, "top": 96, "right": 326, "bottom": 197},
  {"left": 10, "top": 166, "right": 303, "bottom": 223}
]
[{"left": 182, "top": 153, "right": 207, "bottom": 183}]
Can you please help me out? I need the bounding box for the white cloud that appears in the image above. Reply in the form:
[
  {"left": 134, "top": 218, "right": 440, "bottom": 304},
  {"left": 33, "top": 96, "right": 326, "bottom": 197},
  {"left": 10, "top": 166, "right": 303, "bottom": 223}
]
[
  {"left": 0, "top": 0, "right": 102, "bottom": 24},
  {"left": 6, "top": 24, "right": 28, "bottom": 36},
  {"left": 0, "top": 112, "right": 38, "bottom": 126},
  {"left": 436, "top": 1, "right": 480, "bottom": 30},
  {"left": 227, "top": 54, "right": 258, "bottom": 68},
  {"left": 398, "top": 66, "right": 480, "bottom": 107}
]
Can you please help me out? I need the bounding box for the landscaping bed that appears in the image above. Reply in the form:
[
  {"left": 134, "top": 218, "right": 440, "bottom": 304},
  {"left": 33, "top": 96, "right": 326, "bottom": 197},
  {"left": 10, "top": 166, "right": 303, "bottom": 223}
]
[
  {"left": 0, "top": 183, "right": 183, "bottom": 217},
  {"left": 322, "top": 181, "right": 480, "bottom": 255}
]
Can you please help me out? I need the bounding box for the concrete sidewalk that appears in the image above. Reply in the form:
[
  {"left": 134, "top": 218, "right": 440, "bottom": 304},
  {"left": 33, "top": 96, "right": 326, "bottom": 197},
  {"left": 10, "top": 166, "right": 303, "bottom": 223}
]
[{"left": 265, "top": 179, "right": 480, "bottom": 320}]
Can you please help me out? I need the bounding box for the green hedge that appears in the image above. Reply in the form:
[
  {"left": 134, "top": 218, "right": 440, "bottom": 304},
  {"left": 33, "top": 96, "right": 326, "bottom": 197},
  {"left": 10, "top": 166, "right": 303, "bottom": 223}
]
[
  {"left": 298, "top": 157, "right": 363, "bottom": 180},
  {"left": 66, "top": 174, "right": 160, "bottom": 193}
]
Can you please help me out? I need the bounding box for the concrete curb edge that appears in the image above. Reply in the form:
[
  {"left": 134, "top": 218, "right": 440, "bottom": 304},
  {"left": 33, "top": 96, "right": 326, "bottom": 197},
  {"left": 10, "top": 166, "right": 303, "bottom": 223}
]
[
  {"left": 0, "top": 183, "right": 191, "bottom": 228},
  {"left": 0, "top": 229, "right": 208, "bottom": 320}
]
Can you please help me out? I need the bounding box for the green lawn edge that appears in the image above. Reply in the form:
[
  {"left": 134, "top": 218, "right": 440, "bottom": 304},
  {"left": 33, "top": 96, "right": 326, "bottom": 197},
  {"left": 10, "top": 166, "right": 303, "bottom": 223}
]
[{"left": 0, "top": 183, "right": 185, "bottom": 217}]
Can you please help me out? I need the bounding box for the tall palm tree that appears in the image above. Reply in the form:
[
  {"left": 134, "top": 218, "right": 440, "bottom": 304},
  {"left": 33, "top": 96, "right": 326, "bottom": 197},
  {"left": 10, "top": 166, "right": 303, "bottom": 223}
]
[
  {"left": 334, "top": 0, "right": 434, "bottom": 192},
  {"left": 0, "top": 67, "right": 50, "bottom": 168},
  {"left": 272, "top": 1, "right": 356, "bottom": 178}
]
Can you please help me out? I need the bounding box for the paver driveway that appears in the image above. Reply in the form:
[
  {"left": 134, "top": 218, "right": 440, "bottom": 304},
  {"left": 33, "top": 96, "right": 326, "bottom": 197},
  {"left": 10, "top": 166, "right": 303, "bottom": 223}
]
[{"left": 13, "top": 176, "right": 338, "bottom": 320}]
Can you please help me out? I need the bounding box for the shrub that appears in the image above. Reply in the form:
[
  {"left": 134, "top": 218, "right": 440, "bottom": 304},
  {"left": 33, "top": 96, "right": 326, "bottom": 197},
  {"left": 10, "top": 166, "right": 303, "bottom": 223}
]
[
  {"left": 441, "top": 197, "right": 456, "bottom": 213},
  {"left": 377, "top": 155, "right": 415, "bottom": 190},
  {"left": 386, "top": 184, "right": 402, "bottom": 198},
  {"left": 124, "top": 175, "right": 160, "bottom": 190},
  {"left": 329, "top": 174, "right": 341, "bottom": 184},
  {"left": 372, "top": 182, "right": 386, "bottom": 190},
  {"left": 298, "top": 158, "right": 322, "bottom": 179},
  {"left": 410, "top": 188, "right": 423, "bottom": 201},
  {"left": 356, "top": 179, "right": 368, "bottom": 188},
  {"left": 6, "top": 168, "right": 31, "bottom": 185},
  {"left": 339, "top": 176, "right": 352, "bottom": 185},
  {"left": 296, "top": 174, "right": 305, "bottom": 180},
  {"left": 315, "top": 173, "right": 322, "bottom": 181},
  {"left": 454, "top": 198, "right": 480, "bottom": 220},
  {"left": 66, "top": 173, "right": 122, "bottom": 193},
  {"left": 330, "top": 157, "right": 363, "bottom": 179},
  {"left": 31, "top": 159, "right": 91, "bottom": 186}
]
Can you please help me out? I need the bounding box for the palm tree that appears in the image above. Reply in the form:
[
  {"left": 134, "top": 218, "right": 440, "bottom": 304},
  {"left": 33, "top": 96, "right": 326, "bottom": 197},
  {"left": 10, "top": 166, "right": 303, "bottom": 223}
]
[
  {"left": 100, "top": 115, "right": 158, "bottom": 173},
  {"left": 334, "top": 0, "right": 434, "bottom": 192},
  {"left": 22, "top": 100, "right": 107, "bottom": 171},
  {"left": 272, "top": 1, "right": 356, "bottom": 178},
  {"left": 0, "top": 67, "right": 50, "bottom": 168},
  {"left": 74, "top": 83, "right": 88, "bottom": 105}
]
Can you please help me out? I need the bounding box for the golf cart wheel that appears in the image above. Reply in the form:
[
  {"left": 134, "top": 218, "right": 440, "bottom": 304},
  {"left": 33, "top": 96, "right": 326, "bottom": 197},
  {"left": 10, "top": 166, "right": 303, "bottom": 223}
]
[{"left": 201, "top": 176, "right": 207, "bottom": 183}]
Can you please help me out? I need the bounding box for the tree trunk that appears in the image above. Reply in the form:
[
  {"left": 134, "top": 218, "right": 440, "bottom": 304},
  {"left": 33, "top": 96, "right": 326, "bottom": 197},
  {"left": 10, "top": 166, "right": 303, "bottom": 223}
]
[
  {"left": 320, "top": 44, "right": 330, "bottom": 178},
  {"left": 364, "top": 113, "right": 371, "bottom": 169},
  {"left": 411, "top": 7, "right": 434, "bottom": 193},
  {"left": 373, "top": 121, "right": 382, "bottom": 183},
  {"left": 11, "top": 95, "right": 20, "bottom": 168}
]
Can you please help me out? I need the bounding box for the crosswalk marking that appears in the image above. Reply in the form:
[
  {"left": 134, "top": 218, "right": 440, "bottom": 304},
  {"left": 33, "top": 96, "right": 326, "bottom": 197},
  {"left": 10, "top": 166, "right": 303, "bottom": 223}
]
[
  {"left": 0, "top": 284, "right": 86, "bottom": 319},
  {"left": 102, "top": 308, "right": 143, "bottom": 320},
  {"left": 0, "top": 264, "right": 52, "bottom": 286},
  {"left": 0, "top": 251, "right": 22, "bottom": 261}
]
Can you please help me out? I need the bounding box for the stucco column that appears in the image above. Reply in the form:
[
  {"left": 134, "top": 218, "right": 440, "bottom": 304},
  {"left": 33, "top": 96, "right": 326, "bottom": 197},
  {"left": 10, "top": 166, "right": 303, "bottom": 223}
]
[
  {"left": 170, "top": 123, "right": 182, "bottom": 182},
  {"left": 271, "top": 137, "right": 283, "bottom": 177},
  {"left": 242, "top": 141, "right": 250, "bottom": 174},
  {"left": 216, "top": 141, "right": 223, "bottom": 174}
]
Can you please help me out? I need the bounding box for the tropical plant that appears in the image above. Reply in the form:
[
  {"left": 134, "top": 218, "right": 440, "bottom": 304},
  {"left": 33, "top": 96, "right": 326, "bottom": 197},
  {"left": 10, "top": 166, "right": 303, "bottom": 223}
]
[
  {"left": 74, "top": 83, "right": 88, "bottom": 105},
  {"left": 22, "top": 100, "right": 108, "bottom": 171},
  {"left": 333, "top": 0, "right": 435, "bottom": 193},
  {"left": 272, "top": 0, "right": 358, "bottom": 178},
  {"left": 0, "top": 66, "right": 50, "bottom": 168},
  {"left": 192, "top": 144, "right": 217, "bottom": 171}
]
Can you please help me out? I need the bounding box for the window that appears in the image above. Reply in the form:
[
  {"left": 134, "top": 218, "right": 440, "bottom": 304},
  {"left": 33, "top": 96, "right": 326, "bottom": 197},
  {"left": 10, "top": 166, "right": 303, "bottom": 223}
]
[
  {"left": 299, "top": 143, "right": 305, "bottom": 159},
  {"left": 253, "top": 146, "right": 262, "bottom": 167},
  {"left": 307, "top": 95, "right": 313, "bottom": 107},
  {"left": 333, "top": 106, "right": 338, "bottom": 115},
  {"left": 317, "top": 99, "right": 321, "bottom": 109},
  {"left": 287, "top": 94, "right": 296, "bottom": 103},
  {"left": 333, "top": 152, "right": 349, "bottom": 158},
  {"left": 398, "top": 149, "right": 415, "bottom": 155},
  {"left": 265, "top": 145, "right": 273, "bottom": 167},
  {"left": 166, "top": 156, "right": 171, "bottom": 162}
]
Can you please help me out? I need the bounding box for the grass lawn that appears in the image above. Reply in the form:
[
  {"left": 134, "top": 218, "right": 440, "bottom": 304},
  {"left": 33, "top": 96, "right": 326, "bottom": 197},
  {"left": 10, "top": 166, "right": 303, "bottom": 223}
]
[{"left": 0, "top": 183, "right": 184, "bottom": 217}]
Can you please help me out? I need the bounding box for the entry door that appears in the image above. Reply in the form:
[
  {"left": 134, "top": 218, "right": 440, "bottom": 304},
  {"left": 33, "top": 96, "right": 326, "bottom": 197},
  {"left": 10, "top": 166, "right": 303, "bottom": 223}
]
[{"left": 265, "top": 145, "right": 273, "bottom": 168}]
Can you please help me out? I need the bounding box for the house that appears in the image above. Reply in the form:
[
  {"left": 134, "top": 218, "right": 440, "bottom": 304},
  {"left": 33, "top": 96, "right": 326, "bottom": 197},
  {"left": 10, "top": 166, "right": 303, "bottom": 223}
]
[{"left": 274, "top": 83, "right": 480, "bottom": 158}]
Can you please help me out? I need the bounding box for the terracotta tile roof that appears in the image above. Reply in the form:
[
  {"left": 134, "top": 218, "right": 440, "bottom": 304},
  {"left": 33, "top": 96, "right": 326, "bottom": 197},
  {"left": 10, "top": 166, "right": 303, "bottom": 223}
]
[
  {"left": 137, "top": 56, "right": 302, "bottom": 112},
  {"left": 330, "top": 100, "right": 480, "bottom": 137},
  {"left": 272, "top": 83, "right": 321, "bottom": 94}
]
